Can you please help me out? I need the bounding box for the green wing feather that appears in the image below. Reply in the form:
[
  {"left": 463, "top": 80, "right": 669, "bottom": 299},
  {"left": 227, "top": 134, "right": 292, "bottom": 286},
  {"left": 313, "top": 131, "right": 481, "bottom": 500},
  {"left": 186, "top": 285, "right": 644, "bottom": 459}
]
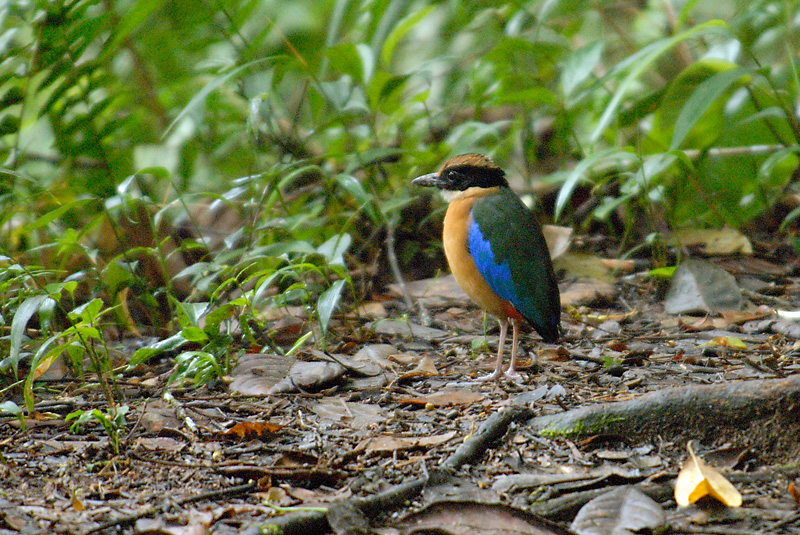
[{"left": 470, "top": 188, "right": 560, "bottom": 341}]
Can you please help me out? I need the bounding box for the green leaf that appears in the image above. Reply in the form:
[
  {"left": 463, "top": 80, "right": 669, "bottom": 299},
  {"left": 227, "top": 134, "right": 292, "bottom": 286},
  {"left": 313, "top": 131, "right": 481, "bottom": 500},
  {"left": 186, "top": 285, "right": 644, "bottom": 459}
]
[
  {"left": 203, "top": 297, "right": 246, "bottom": 336},
  {"left": 670, "top": 64, "right": 751, "bottom": 150},
  {"left": 494, "top": 87, "right": 556, "bottom": 107},
  {"left": 326, "top": 43, "right": 366, "bottom": 84},
  {"left": 591, "top": 20, "right": 729, "bottom": 144},
  {"left": 561, "top": 41, "right": 604, "bottom": 101},
  {"left": 286, "top": 331, "right": 314, "bottom": 357},
  {"left": 317, "top": 279, "right": 347, "bottom": 335},
  {"left": 23, "top": 199, "right": 94, "bottom": 234},
  {"left": 104, "top": 260, "right": 134, "bottom": 296},
  {"left": 9, "top": 295, "right": 54, "bottom": 376},
  {"left": 380, "top": 4, "right": 435, "bottom": 66},
  {"left": 335, "top": 174, "right": 380, "bottom": 223},
  {"left": 648, "top": 266, "right": 677, "bottom": 279},
  {"left": 317, "top": 234, "right": 352, "bottom": 267},
  {"left": 555, "top": 149, "right": 635, "bottom": 220},
  {"left": 181, "top": 326, "right": 209, "bottom": 343},
  {"left": 175, "top": 302, "right": 209, "bottom": 329},
  {"left": 163, "top": 57, "right": 276, "bottom": 140},
  {"left": 129, "top": 333, "right": 188, "bottom": 367},
  {"left": 100, "top": 0, "right": 167, "bottom": 61},
  {"left": 0, "top": 401, "right": 22, "bottom": 416}
]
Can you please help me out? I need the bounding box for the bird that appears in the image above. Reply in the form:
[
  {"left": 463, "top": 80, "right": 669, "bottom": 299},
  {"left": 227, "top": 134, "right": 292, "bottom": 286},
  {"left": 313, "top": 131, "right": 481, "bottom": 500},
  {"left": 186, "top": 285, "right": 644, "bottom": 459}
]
[{"left": 413, "top": 154, "right": 560, "bottom": 380}]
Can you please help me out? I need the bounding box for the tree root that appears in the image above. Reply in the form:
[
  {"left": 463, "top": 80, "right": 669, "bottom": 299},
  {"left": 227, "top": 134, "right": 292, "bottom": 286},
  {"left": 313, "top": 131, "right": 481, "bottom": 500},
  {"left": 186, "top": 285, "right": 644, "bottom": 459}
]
[{"left": 529, "top": 375, "right": 800, "bottom": 443}]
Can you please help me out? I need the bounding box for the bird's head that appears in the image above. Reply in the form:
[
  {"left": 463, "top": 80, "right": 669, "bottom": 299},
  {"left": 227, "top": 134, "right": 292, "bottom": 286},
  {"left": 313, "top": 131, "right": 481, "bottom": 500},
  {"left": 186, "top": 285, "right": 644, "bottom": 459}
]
[{"left": 412, "top": 154, "right": 509, "bottom": 200}]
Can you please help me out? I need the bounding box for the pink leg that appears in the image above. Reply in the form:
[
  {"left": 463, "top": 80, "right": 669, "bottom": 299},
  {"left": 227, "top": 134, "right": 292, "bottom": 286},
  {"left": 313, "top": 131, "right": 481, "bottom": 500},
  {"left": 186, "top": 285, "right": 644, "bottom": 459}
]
[
  {"left": 504, "top": 318, "right": 522, "bottom": 380},
  {"left": 478, "top": 319, "right": 507, "bottom": 381}
]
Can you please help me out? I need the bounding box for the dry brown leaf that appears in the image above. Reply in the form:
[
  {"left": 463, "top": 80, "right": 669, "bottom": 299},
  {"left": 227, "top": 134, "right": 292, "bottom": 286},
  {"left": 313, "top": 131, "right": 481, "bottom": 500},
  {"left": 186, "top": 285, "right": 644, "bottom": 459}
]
[
  {"left": 538, "top": 347, "right": 569, "bottom": 362},
  {"left": 362, "top": 431, "right": 458, "bottom": 453},
  {"left": 135, "top": 437, "right": 187, "bottom": 452},
  {"left": 398, "top": 355, "right": 439, "bottom": 379},
  {"left": 396, "top": 390, "right": 484, "bottom": 407},
  {"left": 674, "top": 227, "right": 753, "bottom": 255},
  {"left": 679, "top": 316, "right": 730, "bottom": 332},
  {"left": 416, "top": 430, "right": 458, "bottom": 447},
  {"left": 599, "top": 258, "right": 636, "bottom": 272},
  {"left": 222, "top": 421, "right": 284, "bottom": 440},
  {"left": 675, "top": 441, "right": 742, "bottom": 507},
  {"left": 789, "top": 481, "right": 800, "bottom": 506},
  {"left": 542, "top": 224, "right": 572, "bottom": 260},
  {"left": 719, "top": 306, "right": 773, "bottom": 324},
  {"left": 70, "top": 491, "right": 85, "bottom": 511}
]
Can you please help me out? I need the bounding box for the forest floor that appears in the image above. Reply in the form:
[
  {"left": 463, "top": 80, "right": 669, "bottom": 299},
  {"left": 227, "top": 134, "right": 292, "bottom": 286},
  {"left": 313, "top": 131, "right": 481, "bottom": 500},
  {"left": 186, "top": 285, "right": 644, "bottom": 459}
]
[{"left": 2, "top": 230, "right": 800, "bottom": 535}]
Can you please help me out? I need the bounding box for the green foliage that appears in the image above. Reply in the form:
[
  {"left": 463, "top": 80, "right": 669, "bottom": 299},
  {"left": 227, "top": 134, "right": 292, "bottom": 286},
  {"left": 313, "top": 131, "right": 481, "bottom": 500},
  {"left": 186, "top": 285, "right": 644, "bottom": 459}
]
[
  {"left": 0, "top": 400, "right": 25, "bottom": 430},
  {"left": 1, "top": 0, "right": 800, "bottom": 417},
  {"left": 66, "top": 405, "right": 129, "bottom": 455}
]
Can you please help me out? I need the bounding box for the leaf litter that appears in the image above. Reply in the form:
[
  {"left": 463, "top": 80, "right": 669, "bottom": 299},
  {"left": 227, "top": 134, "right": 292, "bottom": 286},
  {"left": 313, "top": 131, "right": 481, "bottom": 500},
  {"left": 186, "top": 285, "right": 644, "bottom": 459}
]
[{"left": 3, "top": 245, "right": 800, "bottom": 535}]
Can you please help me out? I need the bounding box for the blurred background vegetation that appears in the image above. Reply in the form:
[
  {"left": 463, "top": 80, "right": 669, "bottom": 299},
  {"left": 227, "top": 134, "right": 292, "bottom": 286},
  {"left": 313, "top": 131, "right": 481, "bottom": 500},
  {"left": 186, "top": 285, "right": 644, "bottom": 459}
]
[{"left": 1, "top": 0, "right": 799, "bottom": 402}]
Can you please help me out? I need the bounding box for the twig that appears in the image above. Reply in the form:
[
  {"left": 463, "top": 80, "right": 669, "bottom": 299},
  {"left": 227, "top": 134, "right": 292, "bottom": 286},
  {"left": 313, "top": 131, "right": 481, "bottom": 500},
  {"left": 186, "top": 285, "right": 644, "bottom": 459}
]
[
  {"left": 385, "top": 217, "right": 430, "bottom": 325},
  {"left": 86, "top": 482, "right": 257, "bottom": 534}
]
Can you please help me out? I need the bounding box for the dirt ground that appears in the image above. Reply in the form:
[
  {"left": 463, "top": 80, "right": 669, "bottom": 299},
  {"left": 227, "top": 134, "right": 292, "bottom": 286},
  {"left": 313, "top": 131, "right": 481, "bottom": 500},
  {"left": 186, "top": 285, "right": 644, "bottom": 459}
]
[{"left": 2, "top": 250, "right": 800, "bottom": 535}]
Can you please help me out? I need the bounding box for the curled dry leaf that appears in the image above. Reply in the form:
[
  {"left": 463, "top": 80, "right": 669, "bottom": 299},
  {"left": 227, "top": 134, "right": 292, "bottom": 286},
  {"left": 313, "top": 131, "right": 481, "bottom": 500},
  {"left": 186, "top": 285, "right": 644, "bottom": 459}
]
[
  {"left": 222, "top": 421, "right": 285, "bottom": 440},
  {"left": 674, "top": 441, "right": 742, "bottom": 507},
  {"left": 570, "top": 486, "right": 665, "bottom": 535}
]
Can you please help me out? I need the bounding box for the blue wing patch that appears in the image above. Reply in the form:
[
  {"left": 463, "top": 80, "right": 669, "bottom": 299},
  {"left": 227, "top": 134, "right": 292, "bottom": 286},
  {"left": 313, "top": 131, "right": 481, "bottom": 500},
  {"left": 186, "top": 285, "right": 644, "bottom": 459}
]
[{"left": 467, "top": 217, "right": 519, "bottom": 306}]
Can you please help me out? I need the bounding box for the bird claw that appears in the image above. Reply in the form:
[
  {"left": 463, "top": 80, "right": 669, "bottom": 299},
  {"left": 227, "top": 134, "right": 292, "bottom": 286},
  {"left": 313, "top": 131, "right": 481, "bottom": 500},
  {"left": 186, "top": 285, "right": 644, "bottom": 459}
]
[
  {"left": 503, "top": 369, "right": 523, "bottom": 382},
  {"left": 476, "top": 371, "right": 503, "bottom": 382},
  {"left": 476, "top": 368, "right": 524, "bottom": 382}
]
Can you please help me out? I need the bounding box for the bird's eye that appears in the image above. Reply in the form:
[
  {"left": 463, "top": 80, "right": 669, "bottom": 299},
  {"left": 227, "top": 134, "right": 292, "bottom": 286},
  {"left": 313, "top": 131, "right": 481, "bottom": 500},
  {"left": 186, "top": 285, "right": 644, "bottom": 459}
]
[{"left": 446, "top": 169, "right": 464, "bottom": 185}]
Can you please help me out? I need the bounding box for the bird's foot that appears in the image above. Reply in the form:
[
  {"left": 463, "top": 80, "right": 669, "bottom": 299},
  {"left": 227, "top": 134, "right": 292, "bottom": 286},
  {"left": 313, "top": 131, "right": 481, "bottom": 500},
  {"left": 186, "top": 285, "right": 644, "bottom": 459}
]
[
  {"left": 476, "top": 368, "right": 523, "bottom": 382},
  {"left": 503, "top": 368, "right": 523, "bottom": 382},
  {"left": 476, "top": 369, "right": 503, "bottom": 382}
]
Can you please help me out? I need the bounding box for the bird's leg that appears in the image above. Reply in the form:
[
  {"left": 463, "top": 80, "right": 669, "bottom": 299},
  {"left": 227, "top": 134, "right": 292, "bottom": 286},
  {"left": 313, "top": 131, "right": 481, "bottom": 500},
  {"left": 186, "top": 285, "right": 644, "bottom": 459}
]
[
  {"left": 504, "top": 318, "right": 522, "bottom": 380},
  {"left": 478, "top": 319, "right": 508, "bottom": 381}
]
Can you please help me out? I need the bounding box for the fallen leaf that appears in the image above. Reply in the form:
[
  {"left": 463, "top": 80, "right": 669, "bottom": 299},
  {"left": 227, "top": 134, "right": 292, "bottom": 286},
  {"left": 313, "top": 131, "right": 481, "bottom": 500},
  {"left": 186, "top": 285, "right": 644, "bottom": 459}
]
[
  {"left": 223, "top": 421, "right": 285, "bottom": 440},
  {"left": 674, "top": 441, "right": 742, "bottom": 507},
  {"left": 571, "top": 486, "right": 666, "bottom": 535},
  {"left": 134, "top": 437, "right": 187, "bottom": 452},
  {"left": 665, "top": 259, "right": 742, "bottom": 314},
  {"left": 679, "top": 316, "right": 730, "bottom": 332},
  {"left": 396, "top": 500, "right": 568, "bottom": 535},
  {"left": 719, "top": 306, "right": 773, "bottom": 324},
  {"left": 599, "top": 258, "right": 636, "bottom": 272},
  {"left": 396, "top": 390, "right": 483, "bottom": 407},
  {"left": 356, "top": 301, "right": 387, "bottom": 318},
  {"left": 70, "top": 491, "right": 85, "bottom": 512},
  {"left": 701, "top": 336, "right": 747, "bottom": 350},
  {"left": 311, "top": 398, "right": 385, "bottom": 430},
  {"left": 367, "top": 319, "right": 449, "bottom": 341},
  {"left": 789, "top": 481, "right": 800, "bottom": 506},
  {"left": 269, "top": 361, "right": 347, "bottom": 394},
  {"left": 542, "top": 224, "right": 573, "bottom": 260},
  {"left": 398, "top": 355, "right": 439, "bottom": 379},
  {"left": 558, "top": 278, "right": 618, "bottom": 307},
  {"left": 360, "top": 430, "right": 457, "bottom": 454},
  {"left": 674, "top": 227, "right": 753, "bottom": 255},
  {"left": 538, "top": 347, "right": 569, "bottom": 362},
  {"left": 229, "top": 353, "right": 297, "bottom": 396}
]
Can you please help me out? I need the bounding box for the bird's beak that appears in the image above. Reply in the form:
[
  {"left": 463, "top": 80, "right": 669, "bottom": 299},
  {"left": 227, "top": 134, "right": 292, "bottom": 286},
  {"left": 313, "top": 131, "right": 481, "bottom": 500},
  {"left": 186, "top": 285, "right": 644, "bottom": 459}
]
[{"left": 411, "top": 172, "right": 441, "bottom": 187}]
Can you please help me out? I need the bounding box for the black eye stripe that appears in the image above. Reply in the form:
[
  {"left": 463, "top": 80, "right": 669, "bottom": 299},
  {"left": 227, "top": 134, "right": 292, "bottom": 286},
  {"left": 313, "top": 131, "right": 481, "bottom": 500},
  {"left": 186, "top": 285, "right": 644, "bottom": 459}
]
[{"left": 441, "top": 165, "right": 506, "bottom": 190}]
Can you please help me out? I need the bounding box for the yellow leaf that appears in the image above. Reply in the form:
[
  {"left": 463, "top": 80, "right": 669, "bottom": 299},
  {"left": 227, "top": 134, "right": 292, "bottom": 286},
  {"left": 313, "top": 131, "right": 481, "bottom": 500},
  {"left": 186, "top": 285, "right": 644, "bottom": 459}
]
[
  {"left": 702, "top": 336, "right": 747, "bottom": 349},
  {"left": 675, "top": 441, "right": 742, "bottom": 507}
]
